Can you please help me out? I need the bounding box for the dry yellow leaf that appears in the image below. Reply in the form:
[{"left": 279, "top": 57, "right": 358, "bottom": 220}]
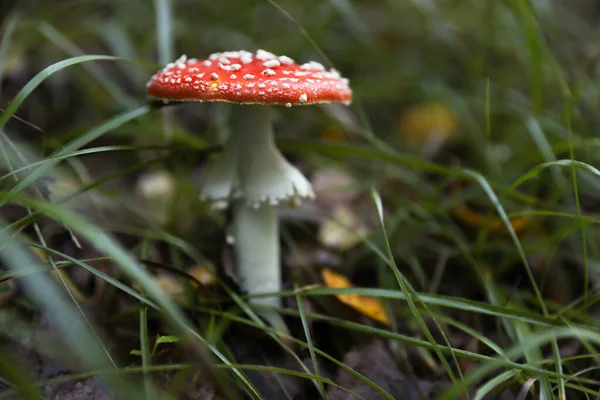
[
  {"left": 452, "top": 205, "right": 531, "bottom": 234},
  {"left": 321, "top": 125, "right": 349, "bottom": 142},
  {"left": 153, "top": 266, "right": 215, "bottom": 305},
  {"left": 155, "top": 274, "right": 187, "bottom": 303},
  {"left": 398, "top": 102, "right": 459, "bottom": 157},
  {"left": 321, "top": 268, "right": 390, "bottom": 325},
  {"left": 318, "top": 205, "right": 368, "bottom": 251},
  {"left": 188, "top": 264, "right": 216, "bottom": 287},
  {"left": 399, "top": 102, "right": 458, "bottom": 141}
]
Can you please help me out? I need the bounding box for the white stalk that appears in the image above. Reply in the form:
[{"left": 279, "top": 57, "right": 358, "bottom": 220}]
[
  {"left": 233, "top": 201, "right": 280, "bottom": 307},
  {"left": 201, "top": 106, "right": 314, "bottom": 307},
  {"left": 234, "top": 106, "right": 314, "bottom": 207},
  {"left": 230, "top": 106, "right": 313, "bottom": 306}
]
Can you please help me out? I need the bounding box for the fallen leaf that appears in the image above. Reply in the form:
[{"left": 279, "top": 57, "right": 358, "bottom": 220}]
[
  {"left": 51, "top": 378, "right": 113, "bottom": 400},
  {"left": 321, "top": 125, "right": 349, "bottom": 142},
  {"left": 136, "top": 169, "right": 176, "bottom": 226},
  {"left": 188, "top": 264, "right": 216, "bottom": 287},
  {"left": 327, "top": 340, "right": 434, "bottom": 400},
  {"left": 154, "top": 274, "right": 187, "bottom": 304},
  {"left": 318, "top": 205, "right": 368, "bottom": 251},
  {"left": 1, "top": 45, "right": 25, "bottom": 76},
  {"left": 452, "top": 205, "right": 531, "bottom": 234},
  {"left": 321, "top": 268, "right": 389, "bottom": 325},
  {"left": 151, "top": 264, "right": 215, "bottom": 305},
  {"left": 398, "top": 102, "right": 459, "bottom": 157}
]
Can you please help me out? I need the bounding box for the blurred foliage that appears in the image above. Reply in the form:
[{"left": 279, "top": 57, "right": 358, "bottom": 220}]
[{"left": 2, "top": 0, "right": 600, "bottom": 398}]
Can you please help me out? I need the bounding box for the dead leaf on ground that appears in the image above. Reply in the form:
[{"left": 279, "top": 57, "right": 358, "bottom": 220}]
[
  {"left": 50, "top": 378, "right": 113, "bottom": 400},
  {"left": 321, "top": 268, "right": 389, "bottom": 325},
  {"left": 154, "top": 274, "right": 188, "bottom": 304},
  {"left": 452, "top": 205, "right": 532, "bottom": 234},
  {"left": 188, "top": 264, "right": 216, "bottom": 287},
  {"left": 398, "top": 102, "right": 459, "bottom": 158},
  {"left": 228, "top": 336, "right": 311, "bottom": 399},
  {"left": 318, "top": 205, "right": 369, "bottom": 251},
  {"left": 321, "top": 125, "right": 350, "bottom": 142},
  {"left": 327, "top": 340, "right": 434, "bottom": 400},
  {"left": 147, "top": 263, "right": 215, "bottom": 305},
  {"left": 136, "top": 169, "right": 176, "bottom": 226},
  {"left": 1, "top": 44, "right": 25, "bottom": 76}
]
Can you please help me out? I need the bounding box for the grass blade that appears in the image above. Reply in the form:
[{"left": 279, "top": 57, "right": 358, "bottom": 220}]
[
  {"left": 474, "top": 370, "right": 517, "bottom": 400},
  {"left": 38, "top": 22, "right": 136, "bottom": 107},
  {"left": 0, "top": 13, "right": 19, "bottom": 102},
  {"left": 0, "top": 220, "right": 140, "bottom": 396},
  {"left": 0, "top": 55, "right": 127, "bottom": 131},
  {"left": 154, "top": 0, "right": 174, "bottom": 65},
  {"left": 295, "top": 284, "right": 326, "bottom": 399},
  {"left": 370, "top": 189, "right": 467, "bottom": 396},
  {"left": 3, "top": 193, "right": 256, "bottom": 399},
  {"left": 0, "top": 104, "right": 151, "bottom": 207}
]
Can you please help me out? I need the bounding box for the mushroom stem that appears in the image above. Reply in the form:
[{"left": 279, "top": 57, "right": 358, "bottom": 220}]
[
  {"left": 229, "top": 106, "right": 313, "bottom": 306},
  {"left": 234, "top": 106, "right": 314, "bottom": 207},
  {"left": 233, "top": 201, "right": 280, "bottom": 306}
]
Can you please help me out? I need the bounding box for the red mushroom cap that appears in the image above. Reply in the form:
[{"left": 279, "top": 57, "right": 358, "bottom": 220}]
[{"left": 146, "top": 50, "right": 352, "bottom": 107}]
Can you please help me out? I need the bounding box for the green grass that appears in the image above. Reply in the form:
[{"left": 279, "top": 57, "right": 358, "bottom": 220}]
[{"left": 1, "top": 0, "right": 600, "bottom": 399}]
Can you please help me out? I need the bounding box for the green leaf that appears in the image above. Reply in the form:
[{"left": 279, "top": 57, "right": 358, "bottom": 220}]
[
  {"left": 371, "top": 189, "right": 466, "bottom": 395},
  {"left": 0, "top": 55, "right": 126, "bottom": 132},
  {"left": 155, "top": 335, "right": 181, "bottom": 345},
  {"left": 0, "top": 104, "right": 151, "bottom": 208},
  {"left": 38, "top": 23, "right": 136, "bottom": 107},
  {"left": 0, "top": 220, "right": 140, "bottom": 396},
  {"left": 510, "top": 160, "right": 600, "bottom": 191},
  {"left": 474, "top": 370, "right": 517, "bottom": 400},
  {"left": 4, "top": 193, "right": 258, "bottom": 399}
]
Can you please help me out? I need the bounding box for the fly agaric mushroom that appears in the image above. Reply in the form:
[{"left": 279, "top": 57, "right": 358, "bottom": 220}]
[{"left": 147, "top": 50, "right": 352, "bottom": 307}]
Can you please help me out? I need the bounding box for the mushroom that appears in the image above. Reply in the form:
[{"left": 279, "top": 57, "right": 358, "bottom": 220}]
[{"left": 146, "top": 50, "right": 352, "bottom": 308}]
